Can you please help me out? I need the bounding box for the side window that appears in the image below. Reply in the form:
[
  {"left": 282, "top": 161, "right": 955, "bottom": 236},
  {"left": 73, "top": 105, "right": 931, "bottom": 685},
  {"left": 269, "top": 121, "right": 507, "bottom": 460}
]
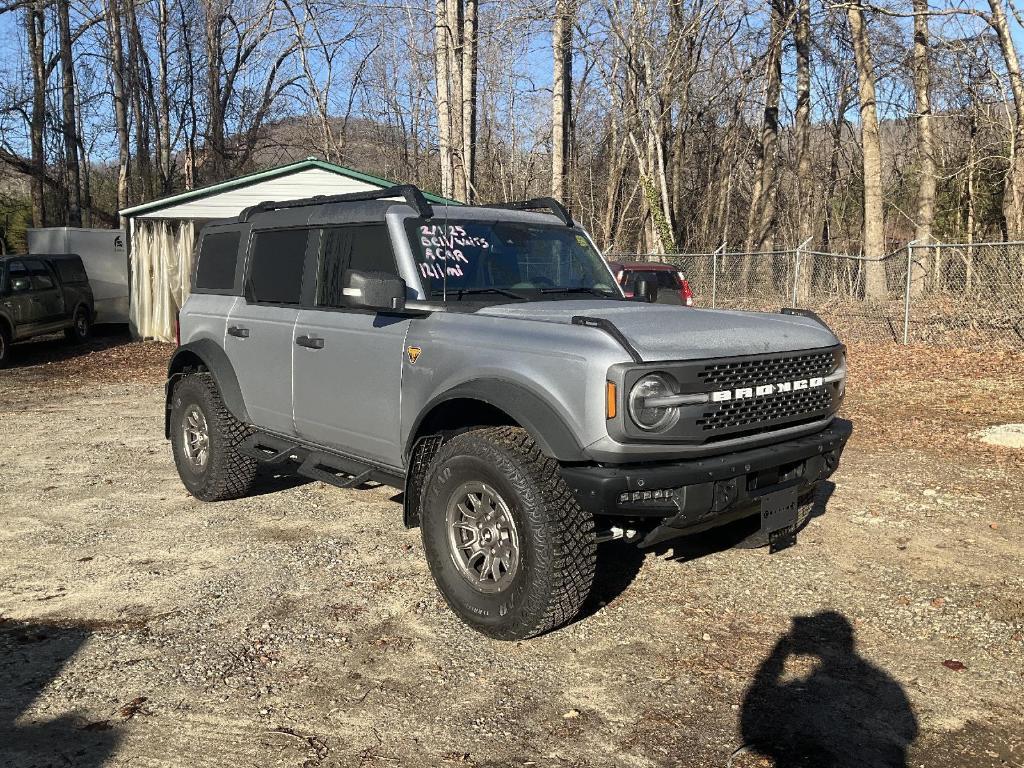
[
  {"left": 25, "top": 260, "right": 55, "bottom": 290},
  {"left": 348, "top": 224, "right": 397, "bottom": 274},
  {"left": 52, "top": 259, "right": 87, "bottom": 283},
  {"left": 656, "top": 271, "right": 678, "bottom": 290},
  {"left": 7, "top": 261, "right": 30, "bottom": 292},
  {"left": 316, "top": 224, "right": 397, "bottom": 308},
  {"left": 246, "top": 229, "right": 310, "bottom": 305},
  {"left": 195, "top": 231, "right": 241, "bottom": 291}
]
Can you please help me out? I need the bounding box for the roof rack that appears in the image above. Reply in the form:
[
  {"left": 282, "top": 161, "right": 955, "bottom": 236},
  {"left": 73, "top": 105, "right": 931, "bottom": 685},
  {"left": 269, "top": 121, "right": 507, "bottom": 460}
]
[
  {"left": 238, "top": 184, "right": 434, "bottom": 223},
  {"left": 483, "top": 197, "right": 574, "bottom": 226}
]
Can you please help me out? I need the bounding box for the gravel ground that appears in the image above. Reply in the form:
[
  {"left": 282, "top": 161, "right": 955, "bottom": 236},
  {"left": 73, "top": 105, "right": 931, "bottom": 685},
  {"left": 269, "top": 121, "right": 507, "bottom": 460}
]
[{"left": 0, "top": 334, "right": 1021, "bottom": 768}]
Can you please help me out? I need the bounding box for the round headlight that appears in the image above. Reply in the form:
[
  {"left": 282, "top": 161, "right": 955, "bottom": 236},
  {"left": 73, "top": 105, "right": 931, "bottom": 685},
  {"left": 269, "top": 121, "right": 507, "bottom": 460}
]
[{"left": 628, "top": 374, "right": 680, "bottom": 432}]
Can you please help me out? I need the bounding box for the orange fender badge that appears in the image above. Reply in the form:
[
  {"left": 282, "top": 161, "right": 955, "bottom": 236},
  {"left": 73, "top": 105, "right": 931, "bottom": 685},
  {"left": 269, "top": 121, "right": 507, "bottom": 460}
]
[{"left": 407, "top": 346, "right": 422, "bottom": 364}]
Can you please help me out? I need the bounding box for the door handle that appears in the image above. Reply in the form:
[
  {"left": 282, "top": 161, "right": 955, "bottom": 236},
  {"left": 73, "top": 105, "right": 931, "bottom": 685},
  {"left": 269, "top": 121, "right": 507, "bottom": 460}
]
[
  {"left": 227, "top": 325, "right": 250, "bottom": 338},
  {"left": 296, "top": 335, "right": 325, "bottom": 349}
]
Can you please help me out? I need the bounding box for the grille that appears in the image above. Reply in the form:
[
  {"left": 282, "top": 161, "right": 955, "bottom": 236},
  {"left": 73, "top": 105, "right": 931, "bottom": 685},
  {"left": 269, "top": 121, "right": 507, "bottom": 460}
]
[
  {"left": 697, "top": 387, "right": 832, "bottom": 432},
  {"left": 698, "top": 351, "right": 835, "bottom": 389}
]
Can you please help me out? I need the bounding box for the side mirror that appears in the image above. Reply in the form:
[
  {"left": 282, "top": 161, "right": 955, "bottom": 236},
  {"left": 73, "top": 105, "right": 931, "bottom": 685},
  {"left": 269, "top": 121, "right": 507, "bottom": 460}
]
[
  {"left": 343, "top": 270, "right": 406, "bottom": 311},
  {"left": 10, "top": 277, "right": 31, "bottom": 293},
  {"left": 632, "top": 277, "right": 658, "bottom": 303}
]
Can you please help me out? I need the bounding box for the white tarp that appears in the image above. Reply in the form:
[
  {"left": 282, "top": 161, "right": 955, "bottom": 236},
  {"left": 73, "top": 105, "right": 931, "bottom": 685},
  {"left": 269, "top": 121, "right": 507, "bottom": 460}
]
[{"left": 129, "top": 219, "right": 195, "bottom": 341}]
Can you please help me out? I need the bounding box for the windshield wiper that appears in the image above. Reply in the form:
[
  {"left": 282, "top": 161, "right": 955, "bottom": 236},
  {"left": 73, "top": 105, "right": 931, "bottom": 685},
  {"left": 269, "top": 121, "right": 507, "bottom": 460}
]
[
  {"left": 540, "top": 286, "right": 618, "bottom": 297},
  {"left": 431, "top": 287, "right": 528, "bottom": 301}
]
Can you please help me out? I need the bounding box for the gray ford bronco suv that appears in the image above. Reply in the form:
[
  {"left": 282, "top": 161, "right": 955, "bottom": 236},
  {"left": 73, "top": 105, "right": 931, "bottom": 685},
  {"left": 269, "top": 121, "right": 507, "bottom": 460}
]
[{"left": 166, "top": 186, "right": 851, "bottom": 639}]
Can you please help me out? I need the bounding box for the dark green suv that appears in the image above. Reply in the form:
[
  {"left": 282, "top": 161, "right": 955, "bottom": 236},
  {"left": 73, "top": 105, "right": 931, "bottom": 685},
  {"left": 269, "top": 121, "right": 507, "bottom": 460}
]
[{"left": 0, "top": 254, "right": 94, "bottom": 367}]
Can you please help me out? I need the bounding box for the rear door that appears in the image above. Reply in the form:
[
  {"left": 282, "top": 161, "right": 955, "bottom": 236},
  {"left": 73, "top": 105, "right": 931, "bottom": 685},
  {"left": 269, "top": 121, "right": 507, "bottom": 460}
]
[
  {"left": 292, "top": 224, "right": 410, "bottom": 468},
  {"left": 25, "top": 259, "right": 66, "bottom": 324},
  {"left": 225, "top": 227, "right": 315, "bottom": 436}
]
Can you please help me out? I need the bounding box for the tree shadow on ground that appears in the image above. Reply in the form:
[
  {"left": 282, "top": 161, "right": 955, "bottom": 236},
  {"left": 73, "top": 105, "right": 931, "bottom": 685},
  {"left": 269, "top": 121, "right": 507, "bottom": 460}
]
[
  {"left": 0, "top": 618, "right": 120, "bottom": 767},
  {"left": 4, "top": 325, "right": 131, "bottom": 369},
  {"left": 736, "top": 611, "right": 918, "bottom": 768}
]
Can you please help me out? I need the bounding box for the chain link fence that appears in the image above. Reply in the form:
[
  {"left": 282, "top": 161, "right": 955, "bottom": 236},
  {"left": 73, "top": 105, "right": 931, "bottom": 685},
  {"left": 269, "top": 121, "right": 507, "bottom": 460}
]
[{"left": 614, "top": 242, "right": 1024, "bottom": 347}]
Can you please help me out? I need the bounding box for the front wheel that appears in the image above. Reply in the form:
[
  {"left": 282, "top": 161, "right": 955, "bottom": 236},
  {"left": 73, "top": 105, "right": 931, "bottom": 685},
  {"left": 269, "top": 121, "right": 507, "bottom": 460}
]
[
  {"left": 65, "top": 306, "right": 91, "bottom": 343},
  {"left": 420, "top": 427, "right": 596, "bottom": 640},
  {"left": 170, "top": 373, "right": 258, "bottom": 501},
  {"left": 0, "top": 324, "right": 11, "bottom": 368}
]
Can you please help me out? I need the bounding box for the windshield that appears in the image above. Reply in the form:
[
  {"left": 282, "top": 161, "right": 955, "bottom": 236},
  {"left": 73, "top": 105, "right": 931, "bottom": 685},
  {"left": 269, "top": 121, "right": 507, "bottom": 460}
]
[{"left": 405, "top": 218, "right": 622, "bottom": 299}]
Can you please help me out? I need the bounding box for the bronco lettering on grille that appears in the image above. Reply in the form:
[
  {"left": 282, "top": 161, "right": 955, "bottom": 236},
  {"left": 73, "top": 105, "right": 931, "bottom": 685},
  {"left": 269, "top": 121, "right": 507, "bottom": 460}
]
[{"left": 711, "top": 377, "right": 825, "bottom": 402}]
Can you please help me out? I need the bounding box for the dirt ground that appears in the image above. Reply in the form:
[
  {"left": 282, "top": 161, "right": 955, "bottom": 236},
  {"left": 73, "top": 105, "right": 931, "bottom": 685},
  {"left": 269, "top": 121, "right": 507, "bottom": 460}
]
[{"left": 1, "top": 331, "right": 1022, "bottom": 768}]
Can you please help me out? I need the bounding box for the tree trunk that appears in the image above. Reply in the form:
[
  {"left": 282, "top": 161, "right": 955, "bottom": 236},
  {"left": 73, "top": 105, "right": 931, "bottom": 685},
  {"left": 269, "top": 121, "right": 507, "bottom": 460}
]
[
  {"left": 27, "top": 0, "right": 46, "bottom": 227},
  {"left": 910, "top": 0, "right": 935, "bottom": 296},
  {"left": 602, "top": 118, "right": 629, "bottom": 252},
  {"left": 57, "top": 0, "right": 82, "bottom": 226},
  {"left": 125, "top": 0, "right": 153, "bottom": 195},
  {"left": 105, "top": 0, "right": 130, "bottom": 217},
  {"left": 551, "top": 0, "right": 573, "bottom": 203},
  {"left": 445, "top": 0, "right": 466, "bottom": 199},
  {"left": 986, "top": 0, "right": 1024, "bottom": 238},
  {"left": 76, "top": 87, "right": 92, "bottom": 226},
  {"left": 742, "top": 0, "right": 786, "bottom": 287},
  {"left": 794, "top": 0, "right": 813, "bottom": 300},
  {"left": 461, "top": 0, "right": 477, "bottom": 202},
  {"left": 157, "top": 0, "right": 173, "bottom": 192},
  {"left": 204, "top": 0, "right": 225, "bottom": 181},
  {"left": 847, "top": 0, "right": 888, "bottom": 300}
]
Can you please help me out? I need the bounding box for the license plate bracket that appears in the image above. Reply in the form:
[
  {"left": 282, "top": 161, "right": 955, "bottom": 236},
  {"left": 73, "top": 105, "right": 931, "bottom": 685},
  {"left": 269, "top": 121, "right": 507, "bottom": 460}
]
[{"left": 759, "top": 485, "right": 799, "bottom": 553}]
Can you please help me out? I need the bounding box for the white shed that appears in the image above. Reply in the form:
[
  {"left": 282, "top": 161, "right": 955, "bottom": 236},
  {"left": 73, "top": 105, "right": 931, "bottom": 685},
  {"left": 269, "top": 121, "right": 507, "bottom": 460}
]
[{"left": 120, "top": 158, "right": 452, "bottom": 341}]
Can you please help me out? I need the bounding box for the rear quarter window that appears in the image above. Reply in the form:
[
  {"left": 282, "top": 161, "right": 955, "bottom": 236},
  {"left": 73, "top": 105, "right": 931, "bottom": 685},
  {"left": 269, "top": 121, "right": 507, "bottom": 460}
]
[
  {"left": 195, "top": 231, "right": 241, "bottom": 291},
  {"left": 51, "top": 258, "right": 88, "bottom": 284}
]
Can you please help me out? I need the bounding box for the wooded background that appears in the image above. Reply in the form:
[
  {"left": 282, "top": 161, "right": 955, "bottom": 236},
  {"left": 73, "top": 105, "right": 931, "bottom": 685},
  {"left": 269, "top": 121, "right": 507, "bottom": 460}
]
[{"left": 1, "top": 0, "right": 1024, "bottom": 301}]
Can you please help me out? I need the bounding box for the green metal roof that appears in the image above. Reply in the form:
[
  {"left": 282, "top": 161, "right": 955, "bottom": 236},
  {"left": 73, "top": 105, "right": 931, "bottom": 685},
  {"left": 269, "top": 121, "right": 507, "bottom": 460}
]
[{"left": 119, "top": 158, "right": 460, "bottom": 217}]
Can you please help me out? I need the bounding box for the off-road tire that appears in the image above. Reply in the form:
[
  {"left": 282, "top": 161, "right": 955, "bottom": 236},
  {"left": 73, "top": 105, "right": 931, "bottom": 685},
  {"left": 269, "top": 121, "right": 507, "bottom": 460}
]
[
  {"left": 170, "top": 373, "right": 258, "bottom": 501},
  {"left": 420, "top": 426, "right": 596, "bottom": 640},
  {"left": 0, "top": 323, "right": 10, "bottom": 368},
  {"left": 64, "top": 306, "right": 91, "bottom": 343}
]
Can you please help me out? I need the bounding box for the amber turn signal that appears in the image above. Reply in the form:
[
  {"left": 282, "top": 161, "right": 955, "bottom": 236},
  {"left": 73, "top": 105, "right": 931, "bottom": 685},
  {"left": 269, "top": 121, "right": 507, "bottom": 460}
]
[{"left": 606, "top": 381, "right": 617, "bottom": 419}]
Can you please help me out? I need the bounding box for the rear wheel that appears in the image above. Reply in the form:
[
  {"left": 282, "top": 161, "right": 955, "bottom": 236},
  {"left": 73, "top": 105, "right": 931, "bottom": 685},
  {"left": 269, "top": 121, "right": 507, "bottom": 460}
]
[
  {"left": 170, "top": 373, "right": 258, "bottom": 501},
  {"left": 0, "top": 324, "right": 11, "bottom": 368},
  {"left": 65, "top": 306, "right": 91, "bottom": 343},
  {"left": 420, "top": 427, "right": 596, "bottom": 640}
]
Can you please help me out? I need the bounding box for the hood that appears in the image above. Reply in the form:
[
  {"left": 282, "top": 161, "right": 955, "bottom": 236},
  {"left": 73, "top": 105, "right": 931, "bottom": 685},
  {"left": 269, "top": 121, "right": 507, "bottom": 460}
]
[{"left": 475, "top": 301, "right": 839, "bottom": 361}]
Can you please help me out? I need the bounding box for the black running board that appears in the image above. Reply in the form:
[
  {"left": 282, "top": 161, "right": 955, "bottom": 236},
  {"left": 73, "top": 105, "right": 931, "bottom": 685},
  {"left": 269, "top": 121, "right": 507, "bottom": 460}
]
[{"left": 240, "top": 433, "right": 404, "bottom": 490}]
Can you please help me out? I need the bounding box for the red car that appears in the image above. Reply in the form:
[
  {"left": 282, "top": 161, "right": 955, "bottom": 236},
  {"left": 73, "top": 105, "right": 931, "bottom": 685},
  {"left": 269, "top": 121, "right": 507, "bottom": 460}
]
[{"left": 608, "top": 262, "right": 694, "bottom": 306}]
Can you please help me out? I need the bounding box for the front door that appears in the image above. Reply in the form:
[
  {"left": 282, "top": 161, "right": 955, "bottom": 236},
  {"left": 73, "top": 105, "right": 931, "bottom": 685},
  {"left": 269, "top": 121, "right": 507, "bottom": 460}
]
[
  {"left": 224, "top": 227, "right": 315, "bottom": 436},
  {"left": 2, "top": 260, "right": 34, "bottom": 334},
  {"left": 292, "top": 224, "right": 410, "bottom": 468}
]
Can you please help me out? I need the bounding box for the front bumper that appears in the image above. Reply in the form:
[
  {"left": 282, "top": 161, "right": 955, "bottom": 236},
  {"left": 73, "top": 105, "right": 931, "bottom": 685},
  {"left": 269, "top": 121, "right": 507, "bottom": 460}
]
[{"left": 559, "top": 418, "right": 852, "bottom": 546}]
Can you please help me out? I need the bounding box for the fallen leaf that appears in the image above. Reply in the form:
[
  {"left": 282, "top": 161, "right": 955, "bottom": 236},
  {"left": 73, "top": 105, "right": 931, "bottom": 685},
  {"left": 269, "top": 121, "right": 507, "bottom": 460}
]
[
  {"left": 118, "top": 696, "right": 148, "bottom": 719},
  {"left": 942, "top": 659, "right": 966, "bottom": 671}
]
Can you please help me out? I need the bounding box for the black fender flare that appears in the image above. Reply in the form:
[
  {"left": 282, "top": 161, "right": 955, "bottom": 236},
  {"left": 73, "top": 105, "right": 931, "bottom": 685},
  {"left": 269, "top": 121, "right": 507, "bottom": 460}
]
[
  {"left": 164, "top": 339, "right": 249, "bottom": 438},
  {"left": 406, "top": 379, "right": 587, "bottom": 463}
]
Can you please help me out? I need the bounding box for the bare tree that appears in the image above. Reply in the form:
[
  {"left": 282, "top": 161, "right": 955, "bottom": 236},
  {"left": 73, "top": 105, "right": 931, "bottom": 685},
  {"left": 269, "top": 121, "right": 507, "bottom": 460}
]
[
  {"left": 56, "top": 0, "right": 81, "bottom": 226},
  {"left": 846, "top": 0, "right": 888, "bottom": 299},
  {"left": 551, "top": 0, "right": 573, "bottom": 202},
  {"left": 986, "top": 0, "right": 1024, "bottom": 238},
  {"left": 910, "top": 0, "right": 935, "bottom": 295}
]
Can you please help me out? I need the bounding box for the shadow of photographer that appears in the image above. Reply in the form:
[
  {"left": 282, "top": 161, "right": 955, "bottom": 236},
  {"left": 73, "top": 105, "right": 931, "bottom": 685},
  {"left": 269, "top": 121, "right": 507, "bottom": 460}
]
[
  {"left": 737, "top": 611, "right": 918, "bottom": 768},
  {"left": 0, "top": 619, "right": 120, "bottom": 767}
]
